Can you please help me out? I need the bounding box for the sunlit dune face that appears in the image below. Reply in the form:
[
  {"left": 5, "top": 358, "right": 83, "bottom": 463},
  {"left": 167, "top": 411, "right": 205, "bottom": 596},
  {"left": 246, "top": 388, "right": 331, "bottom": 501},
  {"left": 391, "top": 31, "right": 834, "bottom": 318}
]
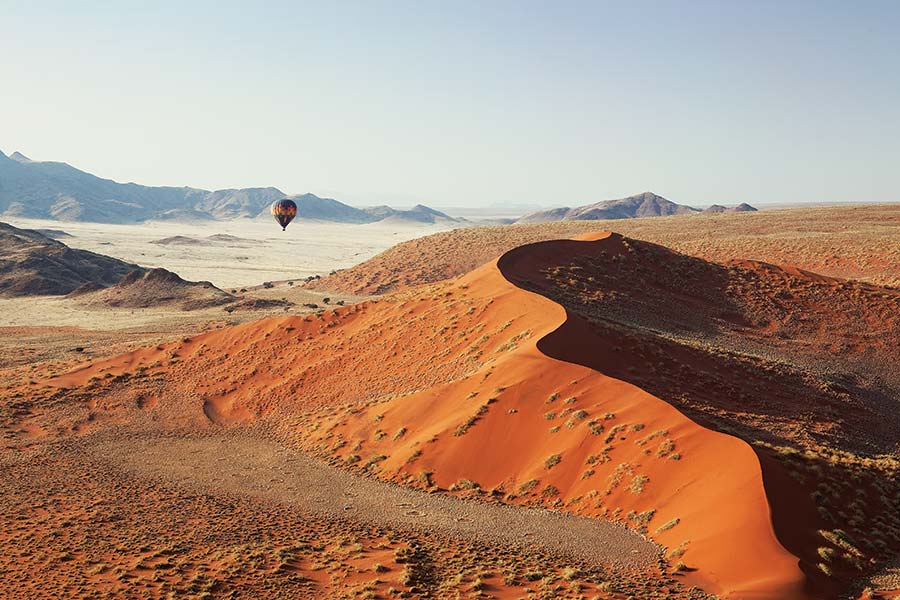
[{"left": 5, "top": 221, "right": 900, "bottom": 599}]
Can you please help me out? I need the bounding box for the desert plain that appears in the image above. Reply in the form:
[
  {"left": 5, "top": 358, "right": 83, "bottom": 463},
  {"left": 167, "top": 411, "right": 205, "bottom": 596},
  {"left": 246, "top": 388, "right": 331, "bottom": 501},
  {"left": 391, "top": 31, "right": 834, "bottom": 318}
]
[
  {"left": 3, "top": 205, "right": 900, "bottom": 600},
  {"left": 4, "top": 216, "right": 459, "bottom": 289}
]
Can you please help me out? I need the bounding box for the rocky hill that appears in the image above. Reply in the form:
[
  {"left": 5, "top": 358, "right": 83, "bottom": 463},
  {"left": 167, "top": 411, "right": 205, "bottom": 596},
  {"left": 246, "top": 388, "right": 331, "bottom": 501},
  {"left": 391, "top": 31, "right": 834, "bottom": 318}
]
[
  {"left": 704, "top": 203, "right": 758, "bottom": 214},
  {"left": 516, "top": 192, "right": 699, "bottom": 223},
  {"left": 76, "top": 267, "right": 235, "bottom": 310},
  {"left": 361, "top": 204, "right": 460, "bottom": 224},
  {"left": 0, "top": 222, "right": 142, "bottom": 297},
  {"left": 289, "top": 193, "right": 376, "bottom": 223}
]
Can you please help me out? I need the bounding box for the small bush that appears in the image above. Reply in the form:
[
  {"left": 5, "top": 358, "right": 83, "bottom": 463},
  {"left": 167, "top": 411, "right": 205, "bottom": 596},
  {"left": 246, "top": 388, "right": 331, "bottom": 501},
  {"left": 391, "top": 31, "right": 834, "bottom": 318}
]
[
  {"left": 629, "top": 475, "right": 649, "bottom": 494},
  {"left": 656, "top": 518, "right": 680, "bottom": 533},
  {"left": 364, "top": 455, "right": 387, "bottom": 470},
  {"left": 541, "top": 485, "right": 560, "bottom": 497},
  {"left": 817, "top": 547, "right": 835, "bottom": 562},
  {"left": 450, "top": 479, "right": 480, "bottom": 491},
  {"left": 454, "top": 416, "right": 478, "bottom": 436},
  {"left": 819, "top": 529, "right": 863, "bottom": 557},
  {"left": 657, "top": 439, "right": 676, "bottom": 457},
  {"left": 518, "top": 479, "right": 540, "bottom": 494}
]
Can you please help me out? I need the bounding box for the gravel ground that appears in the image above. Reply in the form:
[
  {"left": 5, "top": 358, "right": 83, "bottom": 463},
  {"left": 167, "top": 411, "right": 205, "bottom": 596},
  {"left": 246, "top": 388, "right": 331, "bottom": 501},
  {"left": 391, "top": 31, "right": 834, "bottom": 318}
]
[{"left": 96, "top": 430, "right": 660, "bottom": 573}]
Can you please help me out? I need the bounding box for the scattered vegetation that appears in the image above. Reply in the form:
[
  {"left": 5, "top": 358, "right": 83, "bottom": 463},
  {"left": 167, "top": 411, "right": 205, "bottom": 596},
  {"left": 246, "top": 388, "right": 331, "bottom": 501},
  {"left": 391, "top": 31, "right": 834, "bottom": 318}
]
[
  {"left": 656, "top": 518, "right": 680, "bottom": 533},
  {"left": 629, "top": 475, "right": 650, "bottom": 494},
  {"left": 517, "top": 479, "right": 540, "bottom": 494}
]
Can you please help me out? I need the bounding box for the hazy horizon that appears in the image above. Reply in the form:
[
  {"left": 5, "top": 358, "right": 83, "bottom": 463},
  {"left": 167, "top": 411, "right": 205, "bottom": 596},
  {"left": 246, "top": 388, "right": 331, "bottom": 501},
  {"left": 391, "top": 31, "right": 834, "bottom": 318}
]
[{"left": 2, "top": 1, "right": 898, "bottom": 208}]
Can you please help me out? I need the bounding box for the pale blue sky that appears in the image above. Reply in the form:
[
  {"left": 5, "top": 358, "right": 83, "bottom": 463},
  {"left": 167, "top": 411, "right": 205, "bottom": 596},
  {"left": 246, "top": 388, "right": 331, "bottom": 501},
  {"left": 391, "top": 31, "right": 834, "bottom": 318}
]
[{"left": 1, "top": 0, "right": 898, "bottom": 208}]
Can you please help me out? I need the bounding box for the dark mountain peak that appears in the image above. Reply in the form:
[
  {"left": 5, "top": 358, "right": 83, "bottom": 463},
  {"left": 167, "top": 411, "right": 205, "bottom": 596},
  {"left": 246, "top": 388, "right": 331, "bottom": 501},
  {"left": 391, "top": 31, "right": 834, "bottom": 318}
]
[
  {"left": 84, "top": 266, "right": 233, "bottom": 309},
  {"left": 705, "top": 203, "right": 758, "bottom": 214},
  {"left": 9, "top": 151, "right": 32, "bottom": 163},
  {"left": 516, "top": 192, "right": 698, "bottom": 223},
  {"left": 138, "top": 267, "right": 186, "bottom": 285},
  {"left": 0, "top": 221, "right": 141, "bottom": 297},
  {"left": 361, "top": 203, "right": 457, "bottom": 224},
  {"left": 626, "top": 191, "right": 678, "bottom": 206},
  {"left": 287, "top": 193, "right": 376, "bottom": 223}
]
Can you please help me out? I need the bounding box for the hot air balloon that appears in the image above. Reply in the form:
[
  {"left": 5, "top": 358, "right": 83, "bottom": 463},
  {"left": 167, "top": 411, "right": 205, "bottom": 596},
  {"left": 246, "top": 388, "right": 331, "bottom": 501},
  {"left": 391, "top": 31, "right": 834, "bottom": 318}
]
[{"left": 271, "top": 199, "right": 298, "bottom": 231}]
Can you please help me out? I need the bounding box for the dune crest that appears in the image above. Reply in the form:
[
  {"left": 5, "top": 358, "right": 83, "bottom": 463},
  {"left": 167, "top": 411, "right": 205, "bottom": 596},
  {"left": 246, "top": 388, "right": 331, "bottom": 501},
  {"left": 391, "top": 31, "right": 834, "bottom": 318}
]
[
  {"left": 48, "top": 232, "right": 891, "bottom": 598},
  {"left": 303, "top": 232, "right": 809, "bottom": 599}
]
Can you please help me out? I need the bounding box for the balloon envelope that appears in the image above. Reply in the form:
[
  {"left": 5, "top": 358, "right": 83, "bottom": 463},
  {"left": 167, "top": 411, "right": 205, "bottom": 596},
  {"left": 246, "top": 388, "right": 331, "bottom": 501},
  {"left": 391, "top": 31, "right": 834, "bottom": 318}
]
[{"left": 271, "top": 199, "right": 297, "bottom": 230}]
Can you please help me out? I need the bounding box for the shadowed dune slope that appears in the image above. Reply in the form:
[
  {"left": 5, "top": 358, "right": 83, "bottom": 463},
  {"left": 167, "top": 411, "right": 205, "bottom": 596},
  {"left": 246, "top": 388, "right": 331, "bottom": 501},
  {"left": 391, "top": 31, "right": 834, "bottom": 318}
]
[
  {"left": 304, "top": 234, "right": 812, "bottom": 599},
  {"left": 505, "top": 233, "right": 900, "bottom": 455},
  {"left": 495, "top": 233, "right": 900, "bottom": 596},
  {"left": 40, "top": 233, "right": 825, "bottom": 599}
]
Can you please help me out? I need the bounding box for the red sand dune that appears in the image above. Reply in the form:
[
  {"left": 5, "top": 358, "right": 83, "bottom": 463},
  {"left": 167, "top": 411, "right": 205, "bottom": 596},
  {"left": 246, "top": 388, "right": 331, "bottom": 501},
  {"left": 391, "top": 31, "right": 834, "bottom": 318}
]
[
  {"left": 40, "top": 232, "right": 831, "bottom": 599},
  {"left": 304, "top": 233, "right": 812, "bottom": 599},
  {"left": 43, "top": 231, "right": 900, "bottom": 598}
]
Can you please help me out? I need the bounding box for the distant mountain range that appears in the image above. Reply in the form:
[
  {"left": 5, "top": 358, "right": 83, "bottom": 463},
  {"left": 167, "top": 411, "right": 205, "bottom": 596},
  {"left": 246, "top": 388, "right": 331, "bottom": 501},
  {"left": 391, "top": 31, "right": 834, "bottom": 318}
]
[
  {"left": 0, "top": 150, "right": 756, "bottom": 226},
  {"left": 516, "top": 192, "right": 756, "bottom": 223},
  {"left": 0, "top": 149, "right": 459, "bottom": 225}
]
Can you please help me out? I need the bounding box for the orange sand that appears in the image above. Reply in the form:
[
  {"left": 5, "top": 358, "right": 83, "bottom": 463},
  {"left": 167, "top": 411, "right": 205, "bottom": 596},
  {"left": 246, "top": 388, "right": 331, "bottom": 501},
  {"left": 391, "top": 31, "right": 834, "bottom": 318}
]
[{"left": 43, "top": 232, "right": 814, "bottom": 598}]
